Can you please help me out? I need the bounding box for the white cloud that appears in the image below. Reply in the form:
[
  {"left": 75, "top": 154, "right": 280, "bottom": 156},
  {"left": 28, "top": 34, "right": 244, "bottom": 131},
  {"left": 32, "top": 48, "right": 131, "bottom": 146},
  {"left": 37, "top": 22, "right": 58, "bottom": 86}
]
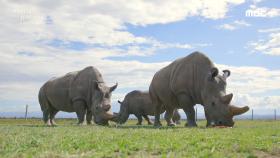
[
  {"left": 249, "top": 31, "right": 280, "bottom": 55},
  {"left": 2, "top": 0, "right": 279, "bottom": 114},
  {"left": 90, "top": 0, "right": 245, "bottom": 25},
  {"left": 0, "top": 0, "right": 219, "bottom": 59},
  {"left": 0, "top": 45, "right": 170, "bottom": 109},
  {"left": 0, "top": 0, "right": 242, "bottom": 94},
  {"left": 232, "top": 93, "right": 280, "bottom": 110},
  {"left": 251, "top": 0, "right": 264, "bottom": 4},
  {"left": 1, "top": 46, "right": 280, "bottom": 112},
  {"left": 258, "top": 27, "right": 280, "bottom": 33},
  {"left": 218, "top": 64, "right": 280, "bottom": 109},
  {"left": 0, "top": 0, "right": 245, "bottom": 48},
  {"left": 217, "top": 20, "right": 250, "bottom": 30},
  {"left": 0, "top": 82, "right": 40, "bottom": 101},
  {"left": 217, "top": 64, "right": 280, "bottom": 94},
  {"left": 219, "top": 24, "right": 236, "bottom": 30}
]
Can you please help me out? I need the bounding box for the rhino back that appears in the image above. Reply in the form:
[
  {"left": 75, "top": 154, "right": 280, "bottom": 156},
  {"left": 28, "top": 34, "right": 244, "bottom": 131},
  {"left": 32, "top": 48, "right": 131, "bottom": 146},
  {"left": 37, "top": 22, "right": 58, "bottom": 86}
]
[
  {"left": 150, "top": 52, "right": 214, "bottom": 108},
  {"left": 170, "top": 52, "right": 214, "bottom": 103},
  {"left": 125, "top": 91, "right": 156, "bottom": 115},
  {"left": 69, "top": 66, "right": 104, "bottom": 104}
]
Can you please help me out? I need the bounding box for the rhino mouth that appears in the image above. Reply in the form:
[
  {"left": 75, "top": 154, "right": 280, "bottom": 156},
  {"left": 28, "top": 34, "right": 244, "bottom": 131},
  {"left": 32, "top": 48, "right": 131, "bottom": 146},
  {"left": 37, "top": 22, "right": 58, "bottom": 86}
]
[
  {"left": 206, "top": 120, "right": 235, "bottom": 127},
  {"left": 94, "top": 111, "right": 118, "bottom": 126},
  {"left": 95, "top": 120, "right": 109, "bottom": 126},
  {"left": 111, "top": 112, "right": 119, "bottom": 123},
  {"left": 112, "top": 112, "right": 129, "bottom": 124}
]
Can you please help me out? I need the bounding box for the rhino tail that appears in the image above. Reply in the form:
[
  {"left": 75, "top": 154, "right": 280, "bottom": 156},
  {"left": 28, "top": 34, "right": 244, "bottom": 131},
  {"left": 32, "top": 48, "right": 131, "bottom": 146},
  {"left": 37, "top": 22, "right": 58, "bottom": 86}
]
[
  {"left": 38, "top": 85, "right": 50, "bottom": 112},
  {"left": 149, "top": 84, "right": 160, "bottom": 106}
]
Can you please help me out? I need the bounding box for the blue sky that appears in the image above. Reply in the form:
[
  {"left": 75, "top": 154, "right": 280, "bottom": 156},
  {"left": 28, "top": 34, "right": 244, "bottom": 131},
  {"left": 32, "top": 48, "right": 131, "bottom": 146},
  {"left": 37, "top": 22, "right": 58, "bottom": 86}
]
[
  {"left": 0, "top": 0, "right": 280, "bottom": 117},
  {"left": 111, "top": 4, "right": 280, "bottom": 68}
]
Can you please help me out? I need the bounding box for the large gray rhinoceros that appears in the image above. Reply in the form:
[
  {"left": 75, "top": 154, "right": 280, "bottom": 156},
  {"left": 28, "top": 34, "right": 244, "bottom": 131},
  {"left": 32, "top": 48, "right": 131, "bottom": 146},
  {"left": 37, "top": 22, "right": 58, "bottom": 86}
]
[
  {"left": 38, "top": 66, "right": 118, "bottom": 126},
  {"left": 115, "top": 90, "right": 181, "bottom": 125},
  {"left": 149, "top": 52, "right": 249, "bottom": 127}
]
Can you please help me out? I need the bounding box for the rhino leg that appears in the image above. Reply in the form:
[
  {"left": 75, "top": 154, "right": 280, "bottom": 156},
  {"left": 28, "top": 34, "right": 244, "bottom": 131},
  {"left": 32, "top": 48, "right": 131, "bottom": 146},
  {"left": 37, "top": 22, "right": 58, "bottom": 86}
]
[
  {"left": 43, "top": 110, "right": 50, "bottom": 125},
  {"left": 50, "top": 109, "right": 58, "bottom": 126},
  {"left": 135, "top": 114, "right": 142, "bottom": 125},
  {"left": 182, "top": 107, "right": 197, "bottom": 127},
  {"left": 143, "top": 115, "right": 153, "bottom": 125},
  {"left": 154, "top": 104, "right": 163, "bottom": 127},
  {"left": 177, "top": 94, "right": 197, "bottom": 127},
  {"left": 164, "top": 108, "right": 176, "bottom": 126},
  {"left": 73, "top": 100, "right": 86, "bottom": 125},
  {"left": 86, "top": 110, "right": 93, "bottom": 125},
  {"left": 172, "top": 110, "right": 181, "bottom": 124}
]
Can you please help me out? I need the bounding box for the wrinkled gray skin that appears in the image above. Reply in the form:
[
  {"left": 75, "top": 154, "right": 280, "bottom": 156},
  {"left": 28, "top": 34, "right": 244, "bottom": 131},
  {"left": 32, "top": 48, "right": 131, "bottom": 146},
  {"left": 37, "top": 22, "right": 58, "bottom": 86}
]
[
  {"left": 38, "top": 66, "right": 118, "bottom": 126},
  {"left": 149, "top": 52, "right": 249, "bottom": 127},
  {"left": 116, "top": 90, "right": 181, "bottom": 125}
]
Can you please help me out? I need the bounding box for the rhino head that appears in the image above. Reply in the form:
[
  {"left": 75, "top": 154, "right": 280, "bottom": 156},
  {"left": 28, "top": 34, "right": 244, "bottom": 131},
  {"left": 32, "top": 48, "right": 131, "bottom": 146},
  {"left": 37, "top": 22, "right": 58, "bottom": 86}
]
[
  {"left": 114, "top": 100, "right": 130, "bottom": 124},
  {"left": 202, "top": 68, "right": 249, "bottom": 127},
  {"left": 91, "top": 82, "right": 118, "bottom": 125}
]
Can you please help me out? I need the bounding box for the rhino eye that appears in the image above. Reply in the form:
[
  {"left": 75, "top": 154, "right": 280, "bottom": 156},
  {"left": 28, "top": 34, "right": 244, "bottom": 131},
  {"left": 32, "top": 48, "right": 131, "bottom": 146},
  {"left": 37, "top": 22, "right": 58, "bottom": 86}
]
[
  {"left": 211, "top": 102, "right": 215, "bottom": 107},
  {"left": 104, "top": 93, "right": 109, "bottom": 98}
]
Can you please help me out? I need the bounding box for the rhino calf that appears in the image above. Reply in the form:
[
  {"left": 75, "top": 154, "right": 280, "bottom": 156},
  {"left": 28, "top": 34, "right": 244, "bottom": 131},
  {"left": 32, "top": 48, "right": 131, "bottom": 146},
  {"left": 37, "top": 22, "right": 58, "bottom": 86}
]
[
  {"left": 38, "top": 66, "right": 118, "bottom": 126},
  {"left": 116, "top": 90, "right": 181, "bottom": 125}
]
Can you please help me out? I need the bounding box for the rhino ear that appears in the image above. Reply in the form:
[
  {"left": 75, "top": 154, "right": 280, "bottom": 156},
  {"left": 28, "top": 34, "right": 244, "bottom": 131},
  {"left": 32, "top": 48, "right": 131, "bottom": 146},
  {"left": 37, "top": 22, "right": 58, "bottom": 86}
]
[
  {"left": 221, "top": 93, "right": 233, "bottom": 105},
  {"left": 117, "top": 100, "right": 122, "bottom": 104},
  {"left": 222, "top": 70, "right": 231, "bottom": 79},
  {"left": 94, "top": 81, "right": 102, "bottom": 91},
  {"left": 209, "top": 67, "right": 219, "bottom": 79}
]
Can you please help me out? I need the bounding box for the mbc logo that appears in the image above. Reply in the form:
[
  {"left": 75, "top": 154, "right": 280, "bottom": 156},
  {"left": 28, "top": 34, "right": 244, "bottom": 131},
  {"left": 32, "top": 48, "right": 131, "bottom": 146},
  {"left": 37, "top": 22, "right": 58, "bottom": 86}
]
[{"left": 245, "top": 7, "right": 280, "bottom": 17}]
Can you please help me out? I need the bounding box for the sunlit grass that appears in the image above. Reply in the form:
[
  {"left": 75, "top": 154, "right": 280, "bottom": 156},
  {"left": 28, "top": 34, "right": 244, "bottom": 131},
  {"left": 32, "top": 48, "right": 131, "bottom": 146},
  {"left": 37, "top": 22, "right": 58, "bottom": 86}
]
[{"left": 0, "top": 119, "right": 279, "bottom": 157}]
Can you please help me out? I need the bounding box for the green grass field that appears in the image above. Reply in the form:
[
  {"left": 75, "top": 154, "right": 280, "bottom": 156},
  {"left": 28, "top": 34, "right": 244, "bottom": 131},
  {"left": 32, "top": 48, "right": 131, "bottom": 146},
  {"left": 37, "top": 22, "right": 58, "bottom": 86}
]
[{"left": 0, "top": 119, "right": 279, "bottom": 158}]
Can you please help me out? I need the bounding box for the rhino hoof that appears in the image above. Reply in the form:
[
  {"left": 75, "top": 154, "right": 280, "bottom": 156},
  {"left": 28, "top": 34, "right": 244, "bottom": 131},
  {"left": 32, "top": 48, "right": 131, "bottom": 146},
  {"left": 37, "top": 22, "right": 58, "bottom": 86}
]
[
  {"left": 77, "top": 122, "right": 86, "bottom": 126},
  {"left": 185, "top": 122, "right": 197, "bottom": 127},
  {"left": 45, "top": 120, "right": 52, "bottom": 127},
  {"left": 175, "top": 121, "right": 181, "bottom": 125},
  {"left": 148, "top": 122, "right": 153, "bottom": 125},
  {"left": 154, "top": 122, "right": 162, "bottom": 127},
  {"left": 168, "top": 123, "right": 176, "bottom": 127},
  {"left": 87, "top": 121, "right": 94, "bottom": 125},
  {"left": 51, "top": 121, "right": 57, "bottom": 126}
]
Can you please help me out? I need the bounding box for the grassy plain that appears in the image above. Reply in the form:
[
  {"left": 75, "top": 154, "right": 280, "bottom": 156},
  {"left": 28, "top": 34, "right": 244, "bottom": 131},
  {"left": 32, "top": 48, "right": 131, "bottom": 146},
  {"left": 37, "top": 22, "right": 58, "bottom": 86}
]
[{"left": 0, "top": 118, "right": 279, "bottom": 158}]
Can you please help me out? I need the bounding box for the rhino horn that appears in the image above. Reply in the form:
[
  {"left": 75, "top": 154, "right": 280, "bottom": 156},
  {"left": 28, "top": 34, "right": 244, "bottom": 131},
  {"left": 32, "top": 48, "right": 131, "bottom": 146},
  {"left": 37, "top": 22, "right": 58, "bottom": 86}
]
[
  {"left": 230, "top": 105, "right": 249, "bottom": 116},
  {"left": 103, "top": 111, "right": 115, "bottom": 120},
  {"left": 117, "top": 100, "right": 122, "bottom": 104},
  {"left": 221, "top": 93, "right": 233, "bottom": 104},
  {"left": 110, "top": 82, "right": 118, "bottom": 92},
  {"left": 102, "top": 111, "right": 118, "bottom": 122}
]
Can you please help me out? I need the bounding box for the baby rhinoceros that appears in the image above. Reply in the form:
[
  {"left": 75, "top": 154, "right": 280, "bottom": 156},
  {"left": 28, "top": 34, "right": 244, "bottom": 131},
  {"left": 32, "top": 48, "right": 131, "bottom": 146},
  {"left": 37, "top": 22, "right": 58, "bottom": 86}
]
[{"left": 115, "top": 90, "right": 181, "bottom": 125}]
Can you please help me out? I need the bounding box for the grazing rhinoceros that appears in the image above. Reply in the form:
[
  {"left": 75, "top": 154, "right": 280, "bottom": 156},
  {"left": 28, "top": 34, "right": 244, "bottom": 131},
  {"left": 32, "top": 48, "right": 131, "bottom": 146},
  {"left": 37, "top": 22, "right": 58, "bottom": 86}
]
[
  {"left": 115, "top": 90, "right": 181, "bottom": 125},
  {"left": 149, "top": 52, "right": 249, "bottom": 127},
  {"left": 38, "top": 66, "right": 118, "bottom": 126}
]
